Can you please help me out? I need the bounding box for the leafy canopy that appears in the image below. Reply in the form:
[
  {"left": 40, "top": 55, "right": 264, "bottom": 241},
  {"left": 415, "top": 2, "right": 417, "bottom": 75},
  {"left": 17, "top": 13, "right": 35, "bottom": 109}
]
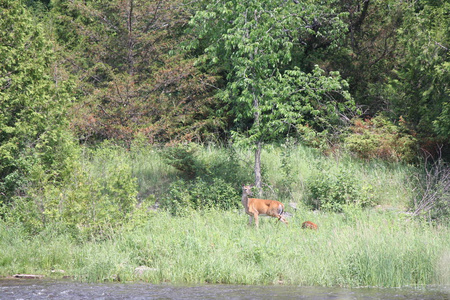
[{"left": 189, "top": 0, "right": 355, "bottom": 147}]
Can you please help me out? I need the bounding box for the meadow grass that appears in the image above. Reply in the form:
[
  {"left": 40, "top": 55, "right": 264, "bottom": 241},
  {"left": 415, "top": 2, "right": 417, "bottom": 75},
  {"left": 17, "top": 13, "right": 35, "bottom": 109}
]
[
  {"left": 1, "top": 209, "right": 448, "bottom": 287},
  {"left": 83, "top": 142, "right": 179, "bottom": 201},
  {"left": 81, "top": 142, "right": 415, "bottom": 209},
  {"left": 259, "top": 144, "right": 415, "bottom": 208},
  {"left": 1, "top": 143, "right": 447, "bottom": 287}
]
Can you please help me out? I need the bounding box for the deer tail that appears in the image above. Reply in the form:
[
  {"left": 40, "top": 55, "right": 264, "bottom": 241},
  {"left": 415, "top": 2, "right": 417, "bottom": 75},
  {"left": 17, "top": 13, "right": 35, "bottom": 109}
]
[{"left": 277, "top": 204, "right": 284, "bottom": 216}]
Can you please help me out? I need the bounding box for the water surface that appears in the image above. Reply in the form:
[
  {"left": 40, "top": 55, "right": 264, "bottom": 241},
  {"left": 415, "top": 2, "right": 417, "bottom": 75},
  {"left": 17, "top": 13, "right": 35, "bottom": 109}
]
[{"left": 1, "top": 279, "right": 449, "bottom": 299}]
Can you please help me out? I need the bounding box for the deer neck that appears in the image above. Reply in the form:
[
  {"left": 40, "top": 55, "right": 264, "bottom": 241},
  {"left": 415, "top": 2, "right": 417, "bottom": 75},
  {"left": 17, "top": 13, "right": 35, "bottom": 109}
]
[{"left": 241, "top": 193, "right": 250, "bottom": 211}]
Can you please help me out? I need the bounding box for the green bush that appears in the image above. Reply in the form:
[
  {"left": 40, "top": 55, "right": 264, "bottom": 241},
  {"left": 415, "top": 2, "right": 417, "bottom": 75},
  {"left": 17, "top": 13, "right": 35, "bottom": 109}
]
[
  {"left": 0, "top": 0, "right": 75, "bottom": 201},
  {"left": 159, "top": 143, "right": 205, "bottom": 179},
  {"left": 305, "top": 169, "right": 377, "bottom": 212},
  {"left": 3, "top": 144, "right": 142, "bottom": 239},
  {"left": 159, "top": 143, "right": 251, "bottom": 185},
  {"left": 344, "top": 116, "right": 417, "bottom": 162},
  {"left": 160, "top": 178, "right": 240, "bottom": 216}
]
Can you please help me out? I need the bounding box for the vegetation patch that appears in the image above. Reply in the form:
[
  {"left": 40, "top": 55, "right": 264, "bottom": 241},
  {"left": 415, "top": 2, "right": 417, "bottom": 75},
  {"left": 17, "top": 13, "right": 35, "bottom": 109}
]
[
  {"left": 345, "top": 116, "right": 417, "bottom": 162},
  {"left": 0, "top": 209, "right": 448, "bottom": 287}
]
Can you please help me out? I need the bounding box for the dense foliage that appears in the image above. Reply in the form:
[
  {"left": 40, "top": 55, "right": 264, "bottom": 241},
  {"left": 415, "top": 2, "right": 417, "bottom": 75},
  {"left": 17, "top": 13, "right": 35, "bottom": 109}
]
[
  {"left": 0, "top": 0, "right": 76, "bottom": 203},
  {"left": 51, "top": 0, "right": 224, "bottom": 145},
  {"left": 12, "top": 0, "right": 446, "bottom": 149}
]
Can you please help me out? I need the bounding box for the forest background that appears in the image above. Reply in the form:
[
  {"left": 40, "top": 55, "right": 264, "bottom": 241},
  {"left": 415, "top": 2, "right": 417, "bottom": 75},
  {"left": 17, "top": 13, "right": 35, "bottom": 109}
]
[{"left": 0, "top": 0, "right": 449, "bottom": 285}]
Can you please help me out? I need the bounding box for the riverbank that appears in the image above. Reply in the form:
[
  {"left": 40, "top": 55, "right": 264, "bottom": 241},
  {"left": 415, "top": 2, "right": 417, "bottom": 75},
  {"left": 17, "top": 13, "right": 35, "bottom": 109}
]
[{"left": 1, "top": 209, "right": 449, "bottom": 287}]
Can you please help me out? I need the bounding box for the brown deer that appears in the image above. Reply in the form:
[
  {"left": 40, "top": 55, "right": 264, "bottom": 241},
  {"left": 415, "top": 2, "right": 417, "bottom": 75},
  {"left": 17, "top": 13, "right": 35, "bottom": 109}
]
[
  {"left": 241, "top": 185, "right": 288, "bottom": 227},
  {"left": 301, "top": 221, "right": 318, "bottom": 230}
]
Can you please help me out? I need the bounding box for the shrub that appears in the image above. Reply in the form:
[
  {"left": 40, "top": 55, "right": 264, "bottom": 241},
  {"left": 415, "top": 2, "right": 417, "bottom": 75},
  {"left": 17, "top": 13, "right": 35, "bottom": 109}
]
[
  {"left": 160, "top": 178, "right": 240, "bottom": 216},
  {"left": 159, "top": 143, "right": 250, "bottom": 185},
  {"left": 159, "top": 143, "right": 205, "bottom": 179},
  {"left": 305, "top": 169, "right": 377, "bottom": 212},
  {"left": 345, "top": 116, "right": 417, "bottom": 162},
  {"left": 3, "top": 144, "right": 141, "bottom": 239},
  {"left": 0, "top": 0, "right": 75, "bottom": 202}
]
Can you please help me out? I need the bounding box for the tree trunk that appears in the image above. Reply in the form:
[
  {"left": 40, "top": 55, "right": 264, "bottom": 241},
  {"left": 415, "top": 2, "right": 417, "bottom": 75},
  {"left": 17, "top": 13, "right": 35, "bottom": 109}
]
[
  {"left": 254, "top": 140, "right": 262, "bottom": 196},
  {"left": 252, "top": 85, "right": 263, "bottom": 196},
  {"left": 127, "top": 0, "right": 135, "bottom": 76}
]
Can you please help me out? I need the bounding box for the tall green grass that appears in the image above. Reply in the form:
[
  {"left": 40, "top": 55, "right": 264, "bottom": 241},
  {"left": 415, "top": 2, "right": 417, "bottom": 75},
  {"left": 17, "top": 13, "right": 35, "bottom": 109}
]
[
  {"left": 259, "top": 144, "right": 415, "bottom": 208},
  {"left": 80, "top": 142, "right": 415, "bottom": 210},
  {"left": 1, "top": 142, "right": 447, "bottom": 287},
  {"left": 0, "top": 209, "right": 449, "bottom": 287},
  {"left": 84, "top": 141, "right": 179, "bottom": 201}
]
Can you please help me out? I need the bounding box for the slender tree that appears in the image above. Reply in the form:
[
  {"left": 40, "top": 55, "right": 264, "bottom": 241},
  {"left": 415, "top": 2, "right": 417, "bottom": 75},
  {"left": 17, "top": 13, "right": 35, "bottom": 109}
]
[{"left": 189, "top": 0, "right": 355, "bottom": 191}]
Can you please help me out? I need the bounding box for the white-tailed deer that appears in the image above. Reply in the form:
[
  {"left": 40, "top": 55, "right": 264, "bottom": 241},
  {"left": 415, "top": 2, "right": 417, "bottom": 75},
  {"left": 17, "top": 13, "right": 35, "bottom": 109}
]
[
  {"left": 241, "top": 185, "right": 288, "bottom": 227},
  {"left": 301, "top": 221, "right": 318, "bottom": 230}
]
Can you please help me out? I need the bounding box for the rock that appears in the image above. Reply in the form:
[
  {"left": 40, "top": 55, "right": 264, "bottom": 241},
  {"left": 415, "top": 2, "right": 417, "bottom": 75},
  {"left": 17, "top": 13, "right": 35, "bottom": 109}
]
[
  {"left": 14, "top": 274, "right": 45, "bottom": 279},
  {"left": 134, "top": 266, "right": 157, "bottom": 276}
]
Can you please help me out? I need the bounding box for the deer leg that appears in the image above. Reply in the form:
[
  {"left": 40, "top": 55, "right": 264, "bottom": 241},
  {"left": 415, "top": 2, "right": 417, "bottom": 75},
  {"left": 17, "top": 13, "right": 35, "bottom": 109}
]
[
  {"left": 277, "top": 214, "right": 289, "bottom": 225},
  {"left": 254, "top": 213, "right": 259, "bottom": 227}
]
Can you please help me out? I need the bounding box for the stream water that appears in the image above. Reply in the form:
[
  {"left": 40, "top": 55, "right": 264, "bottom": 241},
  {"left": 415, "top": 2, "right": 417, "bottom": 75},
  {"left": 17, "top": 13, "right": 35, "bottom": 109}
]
[{"left": 1, "top": 279, "right": 449, "bottom": 299}]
